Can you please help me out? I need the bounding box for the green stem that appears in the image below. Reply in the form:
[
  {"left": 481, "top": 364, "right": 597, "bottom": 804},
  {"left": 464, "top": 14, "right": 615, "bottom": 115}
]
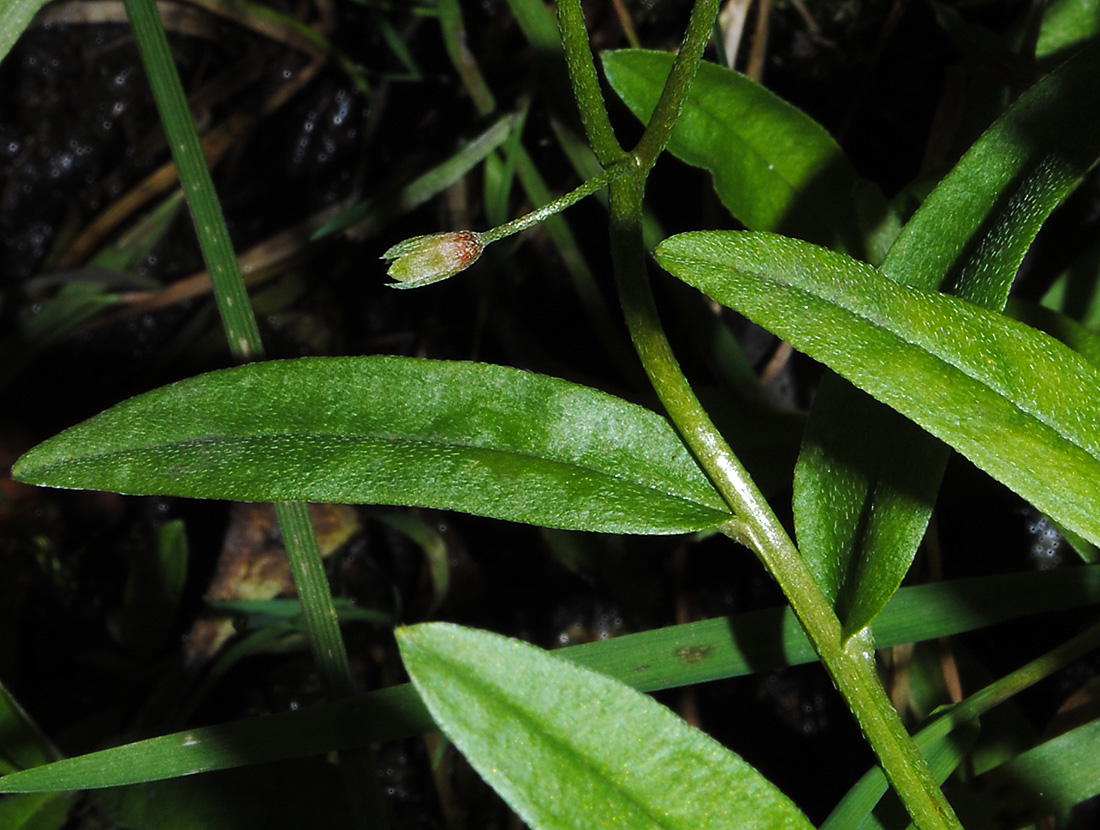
[
  {"left": 570, "top": 1, "right": 963, "bottom": 826},
  {"left": 927, "top": 616, "right": 1100, "bottom": 741},
  {"left": 608, "top": 174, "right": 962, "bottom": 830},
  {"left": 556, "top": 0, "right": 626, "bottom": 166},
  {"left": 122, "top": 1, "right": 385, "bottom": 825},
  {"left": 481, "top": 162, "right": 631, "bottom": 245},
  {"left": 825, "top": 616, "right": 1100, "bottom": 829},
  {"left": 437, "top": 0, "right": 641, "bottom": 379},
  {"left": 631, "top": 0, "right": 720, "bottom": 171}
]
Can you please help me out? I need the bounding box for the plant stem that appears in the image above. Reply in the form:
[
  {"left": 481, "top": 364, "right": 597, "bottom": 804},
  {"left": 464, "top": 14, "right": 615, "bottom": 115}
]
[
  {"left": 560, "top": 0, "right": 964, "bottom": 826},
  {"left": 609, "top": 170, "right": 963, "bottom": 830},
  {"left": 481, "top": 162, "right": 631, "bottom": 244},
  {"left": 556, "top": 0, "right": 626, "bottom": 166},
  {"left": 630, "top": 0, "right": 720, "bottom": 172},
  {"left": 824, "top": 616, "right": 1100, "bottom": 828},
  {"left": 122, "top": 1, "right": 386, "bottom": 825}
]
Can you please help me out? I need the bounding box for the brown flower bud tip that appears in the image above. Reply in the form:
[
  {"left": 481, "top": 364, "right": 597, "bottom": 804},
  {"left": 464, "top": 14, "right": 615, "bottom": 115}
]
[{"left": 381, "top": 230, "right": 485, "bottom": 289}]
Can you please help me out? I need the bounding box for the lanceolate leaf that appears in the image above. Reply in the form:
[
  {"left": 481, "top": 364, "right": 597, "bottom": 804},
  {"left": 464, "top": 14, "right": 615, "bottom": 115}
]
[
  {"left": 793, "top": 380, "right": 949, "bottom": 630},
  {"left": 655, "top": 231, "right": 1100, "bottom": 548},
  {"left": 12, "top": 357, "right": 730, "bottom": 535},
  {"left": 880, "top": 42, "right": 1100, "bottom": 301},
  {"left": 397, "top": 623, "right": 814, "bottom": 830},
  {"left": 794, "top": 41, "right": 1100, "bottom": 637},
  {"left": 602, "top": 49, "right": 890, "bottom": 260}
]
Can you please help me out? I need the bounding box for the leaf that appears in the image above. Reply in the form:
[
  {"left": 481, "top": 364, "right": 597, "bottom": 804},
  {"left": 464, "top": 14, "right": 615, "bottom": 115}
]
[
  {"left": 0, "top": 0, "right": 49, "bottom": 66},
  {"left": 107, "top": 520, "right": 188, "bottom": 657},
  {"left": 12, "top": 356, "right": 730, "bottom": 535},
  {"left": 958, "top": 715, "right": 1100, "bottom": 825},
  {"left": 602, "top": 48, "right": 892, "bottom": 261},
  {"left": 371, "top": 510, "right": 451, "bottom": 613},
  {"left": 0, "top": 678, "right": 62, "bottom": 773},
  {"left": 311, "top": 114, "right": 519, "bottom": 240},
  {"left": 655, "top": 230, "right": 1100, "bottom": 548},
  {"left": 1040, "top": 236, "right": 1100, "bottom": 330},
  {"left": 792, "top": 378, "right": 950, "bottom": 628},
  {"left": 92, "top": 759, "right": 354, "bottom": 830},
  {"left": 794, "top": 41, "right": 1100, "bottom": 637},
  {"left": 2, "top": 566, "right": 1098, "bottom": 794},
  {"left": 397, "top": 622, "right": 814, "bottom": 830},
  {"left": 0, "top": 792, "right": 70, "bottom": 830},
  {"left": 880, "top": 43, "right": 1100, "bottom": 301},
  {"left": 0, "top": 685, "right": 434, "bottom": 794},
  {"left": 1006, "top": 297, "right": 1100, "bottom": 369},
  {"left": 1036, "top": 0, "right": 1100, "bottom": 66}
]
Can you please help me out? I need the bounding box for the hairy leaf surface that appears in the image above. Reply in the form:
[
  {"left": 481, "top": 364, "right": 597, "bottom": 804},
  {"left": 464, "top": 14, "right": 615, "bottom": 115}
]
[
  {"left": 656, "top": 231, "right": 1100, "bottom": 547},
  {"left": 795, "top": 42, "right": 1100, "bottom": 636},
  {"left": 13, "top": 357, "right": 730, "bottom": 535},
  {"left": 398, "top": 623, "right": 814, "bottom": 830}
]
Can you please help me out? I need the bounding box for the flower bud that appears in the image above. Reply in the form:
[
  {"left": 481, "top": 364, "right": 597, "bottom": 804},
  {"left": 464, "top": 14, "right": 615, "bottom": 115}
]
[{"left": 381, "top": 230, "right": 485, "bottom": 289}]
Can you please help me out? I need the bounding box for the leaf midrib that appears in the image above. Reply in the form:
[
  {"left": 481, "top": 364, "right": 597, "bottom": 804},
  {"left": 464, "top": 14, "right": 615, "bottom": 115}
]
[{"left": 25, "top": 431, "right": 729, "bottom": 511}]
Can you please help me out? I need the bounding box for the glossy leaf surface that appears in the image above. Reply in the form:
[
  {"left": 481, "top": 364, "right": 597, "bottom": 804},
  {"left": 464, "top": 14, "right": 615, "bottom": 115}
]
[
  {"left": 656, "top": 231, "right": 1100, "bottom": 547},
  {"left": 12, "top": 357, "right": 730, "bottom": 535},
  {"left": 602, "top": 48, "right": 889, "bottom": 260},
  {"left": 397, "top": 623, "right": 814, "bottom": 830},
  {"left": 794, "top": 41, "right": 1100, "bottom": 637}
]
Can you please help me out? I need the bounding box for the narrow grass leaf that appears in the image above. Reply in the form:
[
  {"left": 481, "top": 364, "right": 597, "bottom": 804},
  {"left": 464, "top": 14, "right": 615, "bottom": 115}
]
[
  {"left": 795, "top": 41, "right": 1100, "bottom": 639},
  {"left": 312, "top": 114, "right": 518, "bottom": 240},
  {"left": 1040, "top": 237, "right": 1100, "bottom": 330},
  {"left": 397, "top": 622, "right": 814, "bottom": 830},
  {"left": 822, "top": 723, "right": 979, "bottom": 830},
  {"left": 370, "top": 510, "right": 450, "bottom": 612},
  {"left": 602, "top": 48, "right": 890, "bottom": 260},
  {"left": 12, "top": 356, "right": 730, "bottom": 535},
  {"left": 656, "top": 231, "right": 1100, "bottom": 547},
  {"left": 0, "top": 686, "right": 435, "bottom": 794},
  {"left": 958, "top": 716, "right": 1100, "bottom": 826},
  {"left": 0, "top": 679, "right": 62, "bottom": 773},
  {"left": 92, "top": 759, "right": 354, "bottom": 830},
  {"left": 0, "top": 792, "right": 70, "bottom": 829},
  {"left": 1, "top": 567, "right": 1098, "bottom": 794},
  {"left": 107, "top": 520, "right": 188, "bottom": 656}
]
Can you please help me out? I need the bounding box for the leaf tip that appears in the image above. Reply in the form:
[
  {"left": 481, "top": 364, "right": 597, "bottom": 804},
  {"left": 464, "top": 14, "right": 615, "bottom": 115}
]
[{"left": 9, "top": 449, "right": 39, "bottom": 485}]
